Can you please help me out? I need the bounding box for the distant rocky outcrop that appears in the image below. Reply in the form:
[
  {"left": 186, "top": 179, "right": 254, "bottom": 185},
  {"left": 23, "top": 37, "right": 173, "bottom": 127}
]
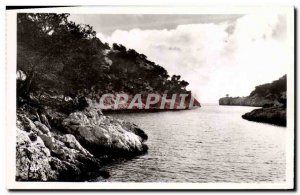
[
  {"left": 219, "top": 96, "right": 276, "bottom": 107},
  {"left": 219, "top": 75, "right": 287, "bottom": 126},
  {"left": 219, "top": 75, "right": 286, "bottom": 107}
]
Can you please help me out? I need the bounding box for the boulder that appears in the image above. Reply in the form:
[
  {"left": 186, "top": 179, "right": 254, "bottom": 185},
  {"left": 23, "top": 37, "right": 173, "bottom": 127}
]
[
  {"left": 62, "top": 99, "right": 148, "bottom": 157},
  {"left": 57, "top": 134, "right": 92, "bottom": 156}
]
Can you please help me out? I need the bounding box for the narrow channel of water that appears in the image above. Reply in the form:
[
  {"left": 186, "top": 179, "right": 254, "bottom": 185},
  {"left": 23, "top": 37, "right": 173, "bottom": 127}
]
[{"left": 100, "top": 105, "right": 286, "bottom": 182}]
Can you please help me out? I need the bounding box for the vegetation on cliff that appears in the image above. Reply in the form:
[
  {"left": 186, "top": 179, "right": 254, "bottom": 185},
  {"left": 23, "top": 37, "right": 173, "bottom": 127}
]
[
  {"left": 219, "top": 75, "right": 287, "bottom": 126},
  {"left": 219, "top": 75, "right": 286, "bottom": 107},
  {"left": 17, "top": 13, "right": 191, "bottom": 104}
]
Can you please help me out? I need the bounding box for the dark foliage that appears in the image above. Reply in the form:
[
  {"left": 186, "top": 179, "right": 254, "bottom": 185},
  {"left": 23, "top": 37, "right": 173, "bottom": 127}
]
[
  {"left": 17, "top": 13, "right": 189, "bottom": 104},
  {"left": 249, "top": 75, "right": 287, "bottom": 98}
]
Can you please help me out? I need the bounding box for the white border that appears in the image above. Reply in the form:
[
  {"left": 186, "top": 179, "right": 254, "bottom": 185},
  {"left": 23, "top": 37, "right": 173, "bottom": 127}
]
[{"left": 6, "top": 6, "right": 295, "bottom": 190}]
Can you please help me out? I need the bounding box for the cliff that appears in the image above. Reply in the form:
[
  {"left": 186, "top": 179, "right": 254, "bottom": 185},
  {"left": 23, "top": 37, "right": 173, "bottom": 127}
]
[
  {"left": 219, "top": 75, "right": 286, "bottom": 107},
  {"left": 219, "top": 96, "right": 276, "bottom": 107},
  {"left": 219, "top": 75, "right": 287, "bottom": 126}
]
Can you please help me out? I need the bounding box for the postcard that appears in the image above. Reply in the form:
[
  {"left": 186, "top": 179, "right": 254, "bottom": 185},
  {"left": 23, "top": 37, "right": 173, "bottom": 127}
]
[{"left": 6, "top": 6, "right": 294, "bottom": 190}]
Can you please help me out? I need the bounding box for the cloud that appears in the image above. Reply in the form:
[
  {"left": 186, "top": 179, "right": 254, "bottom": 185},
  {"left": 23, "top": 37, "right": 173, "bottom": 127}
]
[
  {"left": 69, "top": 14, "right": 241, "bottom": 35},
  {"left": 98, "top": 13, "right": 288, "bottom": 103}
]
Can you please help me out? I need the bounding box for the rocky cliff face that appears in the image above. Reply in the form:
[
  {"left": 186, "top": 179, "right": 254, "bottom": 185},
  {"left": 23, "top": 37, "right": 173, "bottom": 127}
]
[
  {"left": 16, "top": 98, "right": 148, "bottom": 181},
  {"left": 219, "top": 75, "right": 287, "bottom": 126},
  {"left": 219, "top": 95, "right": 278, "bottom": 107}
]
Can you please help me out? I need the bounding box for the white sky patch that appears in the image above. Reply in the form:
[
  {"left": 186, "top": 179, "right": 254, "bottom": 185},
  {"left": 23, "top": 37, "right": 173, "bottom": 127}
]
[{"left": 97, "top": 13, "right": 288, "bottom": 104}]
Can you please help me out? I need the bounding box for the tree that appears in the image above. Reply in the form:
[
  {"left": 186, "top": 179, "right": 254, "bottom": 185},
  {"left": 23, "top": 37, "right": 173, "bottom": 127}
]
[
  {"left": 112, "top": 43, "right": 127, "bottom": 52},
  {"left": 17, "top": 13, "right": 190, "bottom": 105},
  {"left": 179, "top": 80, "right": 189, "bottom": 90},
  {"left": 17, "top": 13, "right": 107, "bottom": 99},
  {"left": 171, "top": 75, "right": 181, "bottom": 82},
  {"left": 17, "top": 13, "right": 70, "bottom": 98}
]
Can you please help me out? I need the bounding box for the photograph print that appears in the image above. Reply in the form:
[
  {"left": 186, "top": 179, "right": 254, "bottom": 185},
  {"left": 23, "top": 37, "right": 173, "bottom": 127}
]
[{"left": 6, "top": 6, "right": 294, "bottom": 189}]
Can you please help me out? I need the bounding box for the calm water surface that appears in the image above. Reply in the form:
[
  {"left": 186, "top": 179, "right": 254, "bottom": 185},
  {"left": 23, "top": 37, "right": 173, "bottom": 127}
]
[{"left": 101, "top": 105, "right": 286, "bottom": 183}]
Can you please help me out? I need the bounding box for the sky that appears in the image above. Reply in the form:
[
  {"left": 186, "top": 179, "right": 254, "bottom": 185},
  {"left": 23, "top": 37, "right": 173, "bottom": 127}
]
[{"left": 69, "top": 13, "right": 288, "bottom": 104}]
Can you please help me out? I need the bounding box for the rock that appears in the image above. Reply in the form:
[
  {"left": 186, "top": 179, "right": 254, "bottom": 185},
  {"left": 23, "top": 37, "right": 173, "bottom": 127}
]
[
  {"left": 28, "top": 133, "right": 37, "bottom": 141},
  {"left": 39, "top": 134, "right": 56, "bottom": 149},
  {"left": 62, "top": 99, "right": 148, "bottom": 157},
  {"left": 17, "top": 115, "right": 36, "bottom": 132},
  {"left": 40, "top": 113, "right": 51, "bottom": 129},
  {"left": 242, "top": 106, "right": 286, "bottom": 126},
  {"left": 48, "top": 157, "right": 81, "bottom": 181},
  {"left": 98, "top": 170, "right": 110, "bottom": 179},
  {"left": 34, "top": 121, "right": 51, "bottom": 135},
  {"left": 116, "top": 119, "right": 148, "bottom": 141},
  {"left": 16, "top": 128, "right": 57, "bottom": 181},
  {"left": 57, "top": 134, "right": 92, "bottom": 156},
  {"left": 16, "top": 114, "right": 103, "bottom": 181},
  {"left": 16, "top": 97, "right": 148, "bottom": 181}
]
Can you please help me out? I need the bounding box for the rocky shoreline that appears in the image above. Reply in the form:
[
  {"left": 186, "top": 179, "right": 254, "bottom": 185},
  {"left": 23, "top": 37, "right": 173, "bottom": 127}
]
[
  {"left": 16, "top": 98, "right": 148, "bottom": 181},
  {"left": 16, "top": 92, "right": 200, "bottom": 181},
  {"left": 219, "top": 75, "right": 287, "bottom": 126},
  {"left": 242, "top": 106, "right": 286, "bottom": 127}
]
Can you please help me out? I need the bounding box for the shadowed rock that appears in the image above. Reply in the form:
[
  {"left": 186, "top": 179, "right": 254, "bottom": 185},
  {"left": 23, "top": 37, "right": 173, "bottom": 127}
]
[{"left": 242, "top": 106, "right": 286, "bottom": 127}]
